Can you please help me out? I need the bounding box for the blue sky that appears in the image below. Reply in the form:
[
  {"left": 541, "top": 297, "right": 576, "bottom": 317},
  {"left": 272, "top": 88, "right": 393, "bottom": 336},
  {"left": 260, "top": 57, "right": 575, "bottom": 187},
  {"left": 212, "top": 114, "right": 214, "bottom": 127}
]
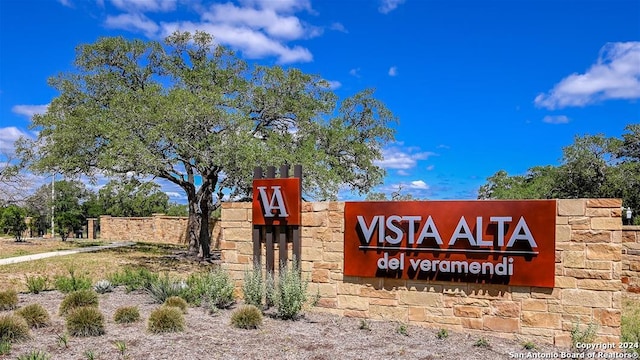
[{"left": 1, "top": 0, "right": 639, "bottom": 202}]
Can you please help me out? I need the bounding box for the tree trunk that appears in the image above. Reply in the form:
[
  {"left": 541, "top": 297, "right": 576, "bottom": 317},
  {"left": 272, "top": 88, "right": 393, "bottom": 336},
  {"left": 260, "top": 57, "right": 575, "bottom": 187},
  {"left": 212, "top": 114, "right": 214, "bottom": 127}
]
[{"left": 185, "top": 185, "right": 213, "bottom": 258}]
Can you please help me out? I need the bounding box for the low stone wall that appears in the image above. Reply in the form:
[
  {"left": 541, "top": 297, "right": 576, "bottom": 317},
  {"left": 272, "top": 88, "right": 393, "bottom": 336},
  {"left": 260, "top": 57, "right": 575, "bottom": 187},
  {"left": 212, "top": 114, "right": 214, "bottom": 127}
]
[
  {"left": 100, "top": 214, "right": 188, "bottom": 244},
  {"left": 220, "top": 199, "right": 625, "bottom": 347},
  {"left": 622, "top": 225, "right": 640, "bottom": 296}
]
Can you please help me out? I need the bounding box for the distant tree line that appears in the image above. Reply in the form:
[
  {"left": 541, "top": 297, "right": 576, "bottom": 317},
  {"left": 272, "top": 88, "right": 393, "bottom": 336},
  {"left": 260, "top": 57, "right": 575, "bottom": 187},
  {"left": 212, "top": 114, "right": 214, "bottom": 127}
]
[
  {"left": 0, "top": 178, "right": 187, "bottom": 241},
  {"left": 478, "top": 124, "right": 640, "bottom": 224}
]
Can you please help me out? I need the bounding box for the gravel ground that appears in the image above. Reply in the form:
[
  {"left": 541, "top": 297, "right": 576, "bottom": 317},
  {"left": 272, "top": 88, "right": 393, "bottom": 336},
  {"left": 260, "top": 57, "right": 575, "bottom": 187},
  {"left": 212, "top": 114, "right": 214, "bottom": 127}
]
[{"left": 0, "top": 288, "right": 579, "bottom": 360}]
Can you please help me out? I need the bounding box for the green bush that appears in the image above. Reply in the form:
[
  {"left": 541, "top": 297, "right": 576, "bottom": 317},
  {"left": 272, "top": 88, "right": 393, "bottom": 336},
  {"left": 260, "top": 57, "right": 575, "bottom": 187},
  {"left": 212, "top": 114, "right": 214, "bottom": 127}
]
[
  {"left": 622, "top": 300, "right": 640, "bottom": 355},
  {"left": 113, "top": 306, "right": 141, "bottom": 324},
  {"left": 0, "top": 340, "right": 10, "bottom": 355},
  {"left": 230, "top": 305, "right": 263, "bottom": 329},
  {"left": 147, "top": 306, "right": 185, "bottom": 334},
  {"left": 0, "top": 314, "right": 30, "bottom": 342},
  {"left": 65, "top": 306, "right": 105, "bottom": 337},
  {"left": 0, "top": 289, "right": 18, "bottom": 311},
  {"left": 164, "top": 296, "right": 188, "bottom": 314},
  {"left": 273, "top": 263, "right": 308, "bottom": 320},
  {"left": 59, "top": 290, "right": 99, "bottom": 316},
  {"left": 242, "top": 266, "right": 264, "bottom": 309},
  {"left": 25, "top": 275, "right": 48, "bottom": 294},
  {"left": 108, "top": 267, "right": 159, "bottom": 292},
  {"left": 436, "top": 328, "right": 449, "bottom": 339},
  {"left": 183, "top": 271, "right": 210, "bottom": 306},
  {"left": 196, "top": 268, "right": 235, "bottom": 311},
  {"left": 54, "top": 268, "right": 93, "bottom": 293},
  {"left": 570, "top": 321, "right": 598, "bottom": 351},
  {"left": 147, "top": 274, "right": 187, "bottom": 304},
  {"left": 16, "top": 350, "right": 51, "bottom": 360},
  {"left": 93, "top": 280, "right": 113, "bottom": 294},
  {"left": 15, "top": 304, "right": 50, "bottom": 328}
]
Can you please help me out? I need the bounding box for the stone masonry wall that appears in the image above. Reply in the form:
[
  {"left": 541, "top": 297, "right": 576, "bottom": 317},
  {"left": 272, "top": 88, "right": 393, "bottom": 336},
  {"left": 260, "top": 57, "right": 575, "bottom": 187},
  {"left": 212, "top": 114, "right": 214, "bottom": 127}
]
[
  {"left": 100, "top": 214, "right": 188, "bottom": 244},
  {"left": 219, "top": 199, "right": 624, "bottom": 347},
  {"left": 622, "top": 225, "right": 640, "bottom": 296}
]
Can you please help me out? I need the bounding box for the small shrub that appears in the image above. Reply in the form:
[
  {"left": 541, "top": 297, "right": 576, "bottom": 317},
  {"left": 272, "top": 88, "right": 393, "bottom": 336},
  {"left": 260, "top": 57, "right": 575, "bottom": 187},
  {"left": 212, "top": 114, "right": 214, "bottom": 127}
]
[
  {"left": 0, "top": 289, "right": 18, "bottom": 311},
  {"left": 359, "top": 319, "right": 371, "bottom": 331},
  {"left": 242, "top": 266, "right": 264, "bottom": 309},
  {"left": 108, "top": 267, "right": 159, "bottom": 292},
  {"left": 522, "top": 340, "right": 537, "bottom": 350},
  {"left": 84, "top": 350, "right": 96, "bottom": 360},
  {"left": 56, "top": 333, "right": 69, "bottom": 348},
  {"left": 54, "top": 267, "right": 93, "bottom": 293},
  {"left": 147, "top": 306, "right": 185, "bottom": 334},
  {"left": 0, "top": 340, "right": 10, "bottom": 355},
  {"left": 147, "top": 274, "right": 187, "bottom": 304},
  {"left": 474, "top": 337, "right": 490, "bottom": 348},
  {"left": 93, "top": 280, "right": 114, "bottom": 294},
  {"left": 273, "top": 263, "right": 308, "bottom": 320},
  {"left": 397, "top": 323, "right": 409, "bottom": 336},
  {"left": 571, "top": 321, "right": 598, "bottom": 351},
  {"left": 622, "top": 300, "right": 640, "bottom": 355},
  {"left": 59, "top": 290, "right": 99, "bottom": 316},
  {"left": 201, "top": 268, "right": 235, "bottom": 310},
  {"left": 113, "top": 340, "right": 127, "bottom": 358},
  {"left": 0, "top": 314, "right": 30, "bottom": 342},
  {"left": 164, "top": 296, "right": 188, "bottom": 314},
  {"left": 113, "top": 306, "right": 140, "bottom": 324},
  {"left": 25, "top": 275, "right": 48, "bottom": 294},
  {"left": 15, "top": 304, "right": 50, "bottom": 328},
  {"left": 231, "top": 305, "right": 263, "bottom": 329},
  {"left": 66, "top": 306, "right": 105, "bottom": 337},
  {"left": 436, "top": 328, "right": 449, "bottom": 339},
  {"left": 16, "top": 350, "right": 51, "bottom": 360}
]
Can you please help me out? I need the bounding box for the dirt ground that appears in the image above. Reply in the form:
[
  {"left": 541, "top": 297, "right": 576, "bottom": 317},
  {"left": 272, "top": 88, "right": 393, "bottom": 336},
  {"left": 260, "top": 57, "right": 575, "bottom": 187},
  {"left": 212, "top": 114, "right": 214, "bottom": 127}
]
[{"left": 2, "top": 288, "right": 574, "bottom": 360}]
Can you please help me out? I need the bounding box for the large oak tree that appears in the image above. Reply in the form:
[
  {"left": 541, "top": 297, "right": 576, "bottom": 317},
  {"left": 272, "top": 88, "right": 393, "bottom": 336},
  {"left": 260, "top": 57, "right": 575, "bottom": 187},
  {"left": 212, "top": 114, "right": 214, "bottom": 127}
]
[{"left": 18, "top": 32, "right": 396, "bottom": 258}]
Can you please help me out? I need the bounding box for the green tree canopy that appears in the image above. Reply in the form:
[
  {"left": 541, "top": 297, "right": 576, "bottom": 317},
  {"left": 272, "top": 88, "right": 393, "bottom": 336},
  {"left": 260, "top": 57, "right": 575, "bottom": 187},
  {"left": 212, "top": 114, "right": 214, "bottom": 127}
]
[
  {"left": 88, "top": 178, "right": 169, "bottom": 217},
  {"left": 0, "top": 204, "right": 27, "bottom": 241},
  {"left": 18, "top": 31, "right": 397, "bottom": 257},
  {"left": 478, "top": 124, "right": 640, "bottom": 223}
]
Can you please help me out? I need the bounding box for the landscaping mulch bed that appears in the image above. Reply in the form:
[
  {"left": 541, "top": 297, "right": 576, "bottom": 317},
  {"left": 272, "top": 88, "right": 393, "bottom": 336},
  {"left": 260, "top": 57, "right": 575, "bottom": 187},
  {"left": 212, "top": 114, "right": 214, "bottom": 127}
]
[{"left": 4, "top": 288, "right": 570, "bottom": 360}]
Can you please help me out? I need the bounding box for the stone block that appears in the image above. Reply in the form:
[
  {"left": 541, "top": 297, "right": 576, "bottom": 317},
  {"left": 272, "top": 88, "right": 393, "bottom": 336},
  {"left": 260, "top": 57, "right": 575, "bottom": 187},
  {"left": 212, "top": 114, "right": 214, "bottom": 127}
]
[
  {"left": 521, "top": 299, "right": 548, "bottom": 311},
  {"left": 521, "top": 311, "right": 561, "bottom": 329},
  {"left": 221, "top": 208, "right": 247, "bottom": 221},
  {"left": 576, "top": 279, "right": 622, "bottom": 291},
  {"left": 360, "top": 287, "right": 397, "bottom": 299},
  {"left": 591, "top": 217, "right": 622, "bottom": 230},
  {"left": 343, "top": 310, "right": 368, "bottom": 318},
  {"left": 556, "top": 225, "right": 572, "bottom": 243},
  {"left": 593, "top": 309, "right": 620, "bottom": 327},
  {"left": 586, "top": 243, "right": 621, "bottom": 261},
  {"left": 408, "top": 306, "right": 428, "bottom": 322},
  {"left": 337, "top": 295, "right": 369, "bottom": 311},
  {"left": 585, "top": 260, "right": 613, "bottom": 270},
  {"left": 461, "top": 318, "right": 483, "bottom": 330},
  {"left": 483, "top": 316, "right": 519, "bottom": 332},
  {"left": 312, "top": 269, "right": 330, "bottom": 283},
  {"left": 554, "top": 333, "right": 572, "bottom": 347},
  {"left": 573, "top": 230, "right": 612, "bottom": 243},
  {"left": 491, "top": 301, "right": 520, "bottom": 318},
  {"left": 369, "top": 298, "right": 398, "bottom": 306},
  {"left": 323, "top": 251, "right": 343, "bottom": 263},
  {"left": 301, "top": 247, "right": 323, "bottom": 261},
  {"left": 556, "top": 216, "right": 569, "bottom": 225},
  {"left": 587, "top": 199, "right": 622, "bottom": 208},
  {"left": 558, "top": 199, "right": 586, "bottom": 216},
  {"left": 398, "top": 291, "right": 442, "bottom": 307},
  {"left": 316, "top": 298, "right": 338, "bottom": 308},
  {"left": 337, "top": 282, "right": 361, "bottom": 296},
  {"left": 587, "top": 208, "right": 614, "bottom": 217},
  {"left": 562, "top": 251, "right": 585, "bottom": 268},
  {"left": 369, "top": 304, "right": 407, "bottom": 321},
  {"left": 224, "top": 228, "right": 251, "bottom": 241},
  {"left": 312, "top": 202, "right": 329, "bottom": 212},
  {"left": 453, "top": 305, "right": 483, "bottom": 318},
  {"left": 561, "top": 289, "right": 611, "bottom": 308},
  {"left": 555, "top": 276, "right": 577, "bottom": 289},
  {"left": 569, "top": 217, "right": 590, "bottom": 230},
  {"left": 317, "top": 284, "right": 337, "bottom": 298}
]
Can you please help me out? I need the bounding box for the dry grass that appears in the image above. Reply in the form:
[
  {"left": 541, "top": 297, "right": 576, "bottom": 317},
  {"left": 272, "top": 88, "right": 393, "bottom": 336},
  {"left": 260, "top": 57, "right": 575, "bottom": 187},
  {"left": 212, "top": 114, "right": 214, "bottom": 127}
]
[
  {"left": 0, "top": 240, "right": 209, "bottom": 292},
  {"left": 0, "top": 238, "right": 82, "bottom": 259}
]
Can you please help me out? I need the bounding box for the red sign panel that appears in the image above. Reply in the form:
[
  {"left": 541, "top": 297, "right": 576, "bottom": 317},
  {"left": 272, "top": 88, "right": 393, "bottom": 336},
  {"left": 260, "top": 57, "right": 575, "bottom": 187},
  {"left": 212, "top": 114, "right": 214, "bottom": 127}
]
[
  {"left": 344, "top": 200, "right": 556, "bottom": 287},
  {"left": 252, "top": 178, "right": 301, "bottom": 226}
]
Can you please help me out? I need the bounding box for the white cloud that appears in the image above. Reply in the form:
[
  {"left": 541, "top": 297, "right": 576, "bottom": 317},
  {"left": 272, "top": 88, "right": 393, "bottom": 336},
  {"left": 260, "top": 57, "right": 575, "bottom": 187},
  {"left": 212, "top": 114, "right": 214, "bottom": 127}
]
[
  {"left": 239, "top": 0, "right": 311, "bottom": 13},
  {"left": 388, "top": 66, "right": 398, "bottom": 76},
  {"left": 0, "top": 127, "right": 30, "bottom": 152},
  {"left": 58, "top": 0, "right": 72, "bottom": 7},
  {"left": 397, "top": 170, "right": 409, "bottom": 176},
  {"left": 12, "top": 104, "right": 48, "bottom": 118},
  {"left": 330, "top": 22, "right": 347, "bottom": 33},
  {"left": 542, "top": 115, "right": 570, "bottom": 124},
  {"left": 109, "top": 0, "right": 177, "bottom": 13},
  {"left": 349, "top": 68, "right": 361, "bottom": 77},
  {"left": 535, "top": 42, "right": 640, "bottom": 109},
  {"left": 325, "top": 80, "right": 342, "bottom": 90},
  {"left": 375, "top": 146, "right": 436, "bottom": 170},
  {"left": 379, "top": 0, "right": 405, "bottom": 14},
  {"left": 426, "top": 165, "right": 435, "bottom": 171},
  {"left": 105, "top": 13, "right": 159, "bottom": 37},
  {"left": 410, "top": 180, "right": 429, "bottom": 190}
]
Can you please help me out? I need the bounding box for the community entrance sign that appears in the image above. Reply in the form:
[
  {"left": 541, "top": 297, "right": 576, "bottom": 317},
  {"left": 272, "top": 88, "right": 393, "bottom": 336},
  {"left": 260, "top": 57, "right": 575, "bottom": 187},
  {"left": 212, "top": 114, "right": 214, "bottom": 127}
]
[{"left": 344, "top": 200, "right": 556, "bottom": 287}]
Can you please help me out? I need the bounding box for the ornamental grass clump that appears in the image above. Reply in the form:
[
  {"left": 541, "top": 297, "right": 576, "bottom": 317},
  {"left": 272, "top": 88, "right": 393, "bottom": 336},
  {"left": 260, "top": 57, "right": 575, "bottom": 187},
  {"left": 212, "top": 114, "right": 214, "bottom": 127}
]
[
  {"left": 0, "top": 289, "right": 18, "bottom": 311},
  {"left": 164, "top": 296, "right": 188, "bottom": 314},
  {"left": 147, "top": 274, "right": 187, "bottom": 304},
  {"left": 65, "top": 306, "right": 105, "bottom": 337},
  {"left": 15, "top": 304, "right": 50, "bottom": 329},
  {"left": 113, "top": 306, "right": 140, "bottom": 324},
  {"left": 147, "top": 306, "right": 185, "bottom": 334},
  {"left": 59, "top": 290, "right": 99, "bottom": 316},
  {"left": 0, "top": 314, "right": 30, "bottom": 343},
  {"left": 230, "top": 305, "right": 263, "bottom": 329},
  {"left": 16, "top": 349, "right": 51, "bottom": 360}
]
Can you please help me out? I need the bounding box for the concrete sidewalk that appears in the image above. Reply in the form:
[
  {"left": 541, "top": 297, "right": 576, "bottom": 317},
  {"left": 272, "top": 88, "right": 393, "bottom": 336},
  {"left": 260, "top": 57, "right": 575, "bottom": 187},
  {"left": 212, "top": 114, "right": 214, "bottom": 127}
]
[{"left": 0, "top": 241, "right": 136, "bottom": 265}]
